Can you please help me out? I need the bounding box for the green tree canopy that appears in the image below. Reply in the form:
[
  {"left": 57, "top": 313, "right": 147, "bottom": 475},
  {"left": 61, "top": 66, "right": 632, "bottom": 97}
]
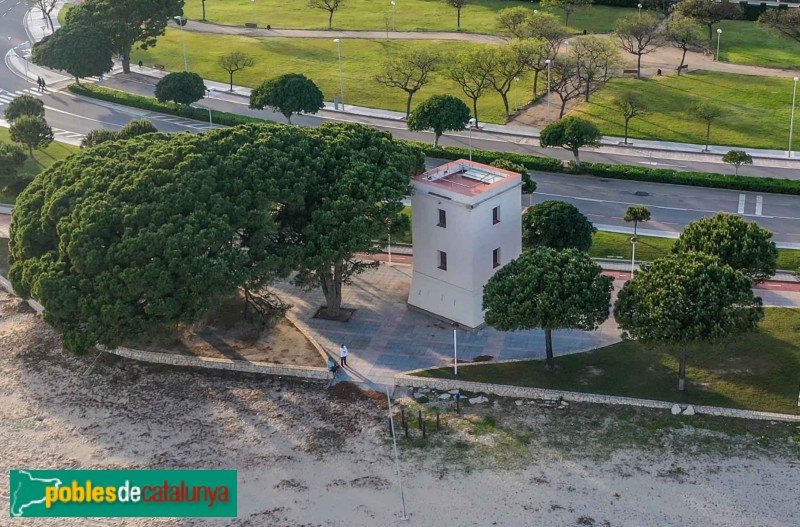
[
  {"left": 721, "top": 149, "right": 753, "bottom": 175},
  {"left": 671, "top": 213, "right": 777, "bottom": 283},
  {"left": 3, "top": 94, "right": 45, "bottom": 122},
  {"left": 692, "top": 101, "right": 723, "bottom": 150},
  {"left": 522, "top": 200, "right": 595, "bottom": 251},
  {"left": 541, "top": 0, "right": 593, "bottom": 27},
  {"left": 8, "top": 124, "right": 299, "bottom": 353},
  {"left": 665, "top": 14, "right": 706, "bottom": 74},
  {"left": 0, "top": 142, "right": 27, "bottom": 187},
  {"left": 9, "top": 116, "right": 53, "bottom": 158},
  {"left": 407, "top": 94, "right": 471, "bottom": 147},
  {"left": 612, "top": 90, "right": 647, "bottom": 144},
  {"left": 614, "top": 252, "right": 763, "bottom": 390},
  {"left": 375, "top": 49, "right": 440, "bottom": 118},
  {"left": 496, "top": 6, "right": 531, "bottom": 37},
  {"left": 448, "top": 48, "right": 492, "bottom": 125},
  {"left": 540, "top": 116, "right": 602, "bottom": 167},
  {"left": 444, "top": 0, "right": 469, "bottom": 31},
  {"left": 759, "top": 9, "right": 800, "bottom": 44},
  {"left": 65, "top": 0, "right": 184, "bottom": 73},
  {"left": 490, "top": 158, "right": 536, "bottom": 194},
  {"left": 675, "top": 0, "right": 742, "bottom": 40},
  {"left": 32, "top": 24, "right": 114, "bottom": 84},
  {"left": 249, "top": 73, "right": 325, "bottom": 125},
  {"left": 117, "top": 119, "right": 159, "bottom": 140},
  {"left": 615, "top": 12, "right": 663, "bottom": 78},
  {"left": 483, "top": 247, "right": 612, "bottom": 369},
  {"left": 624, "top": 205, "right": 651, "bottom": 236},
  {"left": 218, "top": 51, "right": 256, "bottom": 91},
  {"left": 81, "top": 129, "right": 118, "bottom": 148},
  {"left": 155, "top": 72, "right": 206, "bottom": 106}
]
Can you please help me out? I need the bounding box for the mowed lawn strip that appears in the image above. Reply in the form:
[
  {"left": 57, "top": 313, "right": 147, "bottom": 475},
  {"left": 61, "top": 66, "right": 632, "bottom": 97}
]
[
  {"left": 184, "top": 0, "right": 634, "bottom": 34},
  {"left": 0, "top": 127, "right": 79, "bottom": 204},
  {"left": 417, "top": 308, "right": 800, "bottom": 414},
  {"left": 573, "top": 71, "right": 798, "bottom": 151},
  {"left": 717, "top": 20, "right": 800, "bottom": 69},
  {"left": 132, "top": 33, "right": 526, "bottom": 124}
]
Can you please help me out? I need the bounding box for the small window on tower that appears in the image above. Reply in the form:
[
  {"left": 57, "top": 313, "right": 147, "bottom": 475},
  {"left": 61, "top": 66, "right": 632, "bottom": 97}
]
[
  {"left": 492, "top": 206, "right": 500, "bottom": 225},
  {"left": 437, "top": 209, "right": 447, "bottom": 228},
  {"left": 438, "top": 251, "right": 448, "bottom": 271},
  {"left": 493, "top": 248, "right": 501, "bottom": 268}
]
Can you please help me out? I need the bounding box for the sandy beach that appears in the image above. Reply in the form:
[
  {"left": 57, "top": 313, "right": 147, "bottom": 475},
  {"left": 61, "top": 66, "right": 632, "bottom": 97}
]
[{"left": 1, "top": 290, "right": 798, "bottom": 527}]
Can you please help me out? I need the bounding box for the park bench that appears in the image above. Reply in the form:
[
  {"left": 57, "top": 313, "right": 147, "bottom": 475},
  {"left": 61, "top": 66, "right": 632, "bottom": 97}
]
[
  {"left": 244, "top": 22, "right": 258, "bottom": 28},
  {"left": 623, "top": 69, "right": 638, "bottom": 76},
  {"left": 153, "top": 64, "right": 165, "bottom": 71}
]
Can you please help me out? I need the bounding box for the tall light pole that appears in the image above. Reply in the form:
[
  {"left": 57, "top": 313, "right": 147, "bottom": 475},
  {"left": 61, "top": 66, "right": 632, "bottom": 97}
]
[
  {"left": 467, "top": 117, "right": 476, "bottom": 160},
  {"left": 513, "top": 76, "right": 519, "bottom": 112},
  {"left": 716, "top": 28, "right": 722, "bottom": 62},
  {"left": 545, "top": 59, "right": 552, "bottom": 124},
  {"left": 206, "top": 87, "right": 215, "bottom": 129},
  {"left": 333, "top": 39, "right": 345, "bottom": 109},
  {"left": 174, "top": 16, "right": 188, "bottom": 71},
  {"left": 789, "top": 76, "right": 799, "bottom": 158},
  {"left": 251, "top": 0, "right": 256, "bottom": 23},
  {"left": 391, "top": 1, "right": 396, "bottom": 31},
  {"left": 637, "top": 2, "right": 642, "bottom": 15}
]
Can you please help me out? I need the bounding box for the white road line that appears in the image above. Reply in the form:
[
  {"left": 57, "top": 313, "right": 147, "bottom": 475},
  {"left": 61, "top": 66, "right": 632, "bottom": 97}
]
[
  {"left": 755, "top": 195, "right": 763, "bottom": 216},
  {"left": 738, "top": 193, "right": 746, "bottom": 214}
]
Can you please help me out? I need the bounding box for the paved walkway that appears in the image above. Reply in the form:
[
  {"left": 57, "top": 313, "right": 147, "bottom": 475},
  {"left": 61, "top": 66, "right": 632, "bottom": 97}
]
[
  {"left": 275, "top": 263, "right": 623, "bottom": 389},
  {"left": 185, "top": 20, "right": 507, "bottom": 43}
]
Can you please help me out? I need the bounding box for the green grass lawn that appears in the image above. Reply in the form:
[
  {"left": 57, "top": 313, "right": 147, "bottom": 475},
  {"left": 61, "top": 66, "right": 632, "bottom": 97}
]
[
  {"left": 573, "top": 71, "right": 798, "bottom": 150},
  {"left": 717, "top": 20, "right": 800, "bottom": 69},
  {"left": 0, "top": 127, "right": 79, "bottom": 204},
  {"left": 133, "top": 32, "right": 527, "bottom": 123},
  {"left": 184, "top": 0, "right": 634, "bottom": 34},
  {"left": 418, "top": 307, "right": 800, "bottom": 414}
]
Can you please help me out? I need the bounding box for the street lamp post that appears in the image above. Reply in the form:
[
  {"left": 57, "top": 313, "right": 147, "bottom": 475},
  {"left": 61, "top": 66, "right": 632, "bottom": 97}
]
[
  {"left": 637, "top": 2, "right": 642, "bottom": 15},
  {"left": 251, "top": 0, "right": 256, "bottom": 23},
  {"left": 333, "top": 39, "right": 345, "bottom": 109},
  {"left": 630, "top": 236, "right": 638, "bottom": 275},
  {"left": 716, "top": 28, "right": 722, "bottom": 62},
  {"left": 513, "top": 76, "right": 519, "bottom": 112},
  {"left": 175, "top": 16, "right": 188, "bottom": 71},
  {"left": 391, "top": 1, "right": 396, "bottom": 31},
  {"left": 467, "top": 117, "right": 476, "bottom": 160},
  {"left": 206, "top": 87, "right": 215, "bottom": 129},
  {"left": 789, "top": 76, "right": 799, "bottom": 158},
  {"left": 545, "top": 59, "right": 552, "bottom": 124}
]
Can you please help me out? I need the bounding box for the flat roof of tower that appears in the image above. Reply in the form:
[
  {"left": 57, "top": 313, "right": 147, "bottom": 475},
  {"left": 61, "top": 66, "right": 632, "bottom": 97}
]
[{"left": 412, "top": 159, "right": 520, "bottom": 197}]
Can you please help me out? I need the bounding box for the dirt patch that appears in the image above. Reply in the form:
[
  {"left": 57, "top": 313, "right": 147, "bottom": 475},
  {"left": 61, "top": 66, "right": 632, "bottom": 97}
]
[
  {"left": 129, "top": 291, "right": 323, "bottom": 366},
  {"left": 329, "top": 381, "right": 389, "bottom": 409},
  {"left": 313, "top": 306, "right": 356, "bottom": 321}
]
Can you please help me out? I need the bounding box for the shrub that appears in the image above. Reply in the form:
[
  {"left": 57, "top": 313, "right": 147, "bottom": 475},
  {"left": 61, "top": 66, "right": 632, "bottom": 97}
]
[
  {"left": 81, "top": 129, "right": 117, "bottom": 148},
  {"left": 117, "top": 119, "right": 158, "bottom": 140}
]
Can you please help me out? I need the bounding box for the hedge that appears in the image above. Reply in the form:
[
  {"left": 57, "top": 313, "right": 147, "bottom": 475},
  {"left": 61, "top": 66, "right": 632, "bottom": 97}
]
[
  {"left": 68, "top": 84, "right": 261, "bottom": 127},
  {"left": 70, "top": 82, "right": 800, "bottom": 196}
]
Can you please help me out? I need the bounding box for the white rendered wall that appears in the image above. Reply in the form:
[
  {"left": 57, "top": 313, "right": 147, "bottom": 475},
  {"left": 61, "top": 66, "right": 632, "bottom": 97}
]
[{"left": 408, "top": 179, "right": 522, "bottom": 328}]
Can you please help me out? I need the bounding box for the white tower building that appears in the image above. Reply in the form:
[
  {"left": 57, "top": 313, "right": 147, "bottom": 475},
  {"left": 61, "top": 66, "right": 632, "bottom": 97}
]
[{"left": 408, "top": 159, "right": 522, "bottom": 328}]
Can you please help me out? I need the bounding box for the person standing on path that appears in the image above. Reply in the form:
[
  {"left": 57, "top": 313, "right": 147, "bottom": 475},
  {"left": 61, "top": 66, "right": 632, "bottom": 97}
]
[
  {"left": 339, "top": 344, "right": 349, "bottom": 367},
  {"left": 40, "top": 78, "right": 47, "bottom": 92},
  {"left": 36, "top": 77, "right": 43, "bottom": 92}
]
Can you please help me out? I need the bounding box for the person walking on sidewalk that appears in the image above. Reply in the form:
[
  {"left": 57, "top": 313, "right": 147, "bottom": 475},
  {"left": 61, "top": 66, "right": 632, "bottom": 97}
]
[
  {"left": 36, "top": 77, "right": 43, "bottom": 92},
  {"left": 339, "top": 344, "right": 349, "bottom": 367},
  {"left": 40, "top": 78, "right": 47, "bottom": 92}
]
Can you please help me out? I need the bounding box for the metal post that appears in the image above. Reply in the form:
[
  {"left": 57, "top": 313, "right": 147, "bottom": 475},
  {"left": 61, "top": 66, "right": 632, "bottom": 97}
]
[
  {"left": 387, "top": 229, "right": 392, "bottom": 266},
  {"left": 789, "top": 77, "right": 799, "bottom": 158},
  {"left": 716, "top": 28, "right": 722, "bottom": 62},
  {"left": 176, "top": 17, "right": 188, "bottom": 71},
  {"left": 206, "top": 88, "right": 214, "bottom": 129},
  {"left": 334, "top": 39, "right": 345, "bottom": 109},
  {"left": 391, "top": 1, "right": 396, "bottom": 31},
  {"left": 631, "top": 239, "right": 636, "bottom": 275},
  {"left": 545, "top": 59, "right": 552, "bottom": 124},
  {"left": 418, "top": 410, "right": 422, "bottom": 430},
  {"left": 514, "top": 76, "right": 519, "bottom": 112},
  {"left": 385, "top": 388, "right": 409, "bottom": 521},
  {"left": 251, "top": 0, "right": 256, "bottom": 23},
  {"left": 436, "top": 410, "right": 440, "bottom": 430},
  {"left": 453, "top": 328, "right": 458, "bottom": 376}
]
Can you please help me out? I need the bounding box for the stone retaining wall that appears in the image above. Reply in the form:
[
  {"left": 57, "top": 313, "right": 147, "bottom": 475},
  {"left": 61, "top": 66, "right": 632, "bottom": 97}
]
[
  {"left": 395, "top": 373, "right": 800, "bottom": 423},
  {"left": 104, "top": 345, "right": 333, "bottom": 380}
]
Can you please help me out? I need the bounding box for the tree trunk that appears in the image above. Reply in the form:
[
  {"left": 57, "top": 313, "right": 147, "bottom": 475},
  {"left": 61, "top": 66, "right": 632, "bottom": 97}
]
[
  {"left": 28, "top": 144, "right": 34, "bottom": 158},
  {"left": 678, "top": 46, "right": 687, "bottom": 75},
  {"left": 734, "top": 164, "right": 739, "bottom": 176},
  {"left": 75, "top": 76, "right": 80, "bottom": 84},
  {"left": 286, "top": 113, "right": 292, "bottom": 125},
  {"left": 544, "top": 329, "right": 555, "bottom": 370},
  {"left": 500, "top": 91, "right": 510, "bottom": 117},
  {"left": 472, "top": 98, "right": 479, "bottom": 127},
  {"left": 624, "top": 118, "right": 630, "bottom": 144},
  {"left": 564, "top": 10, "right": 570, "bottom": 27},
  {"left": 585, "top": 83, "right": 591, "bottom": 102},
  {"left": 229, "top": 71, "right": 234, "bottom": 90},
  {"left": 122, "top": 46, "right": 132, "bottom": 74},
  {"left": 405, "top": 91, "right": 413, "bottom": 119},
  {"left": 677, "top": 348, "right": 687, "bottom": 391},
  {"left": 705, "top": 122, "right": 711, "bottom": 150},
  {"left": 434, "top": 132, "right": 440, "bottom": 147},
  {"left": 457, "top": 8, "right": 461, "bottom": 31},
  {"left": 633, "top": 220, "right": 638, "bottom": 236},
  {"left": 707, "top": 24, "right": 713, "bottom": 42},
  {"left": 637, "top": 53, "right": 642, "bottom": 79},
  {"left": 533, "top": 69, "right": 540, "bottom": 98},
  {"left": 45, "top": 13, "right": 54, "bottom": 32},
  {"left": 329, "top": 10, "right": 334, "bottom": 29},
  {"left": 559, "top": 98, "right": 568, "bottom": 118},
  {"left": 319, "top": 262, "right": 344, "bottom": 318},
  {"left": 202, "top": 0, "right": 206, "bottom": 21}
]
